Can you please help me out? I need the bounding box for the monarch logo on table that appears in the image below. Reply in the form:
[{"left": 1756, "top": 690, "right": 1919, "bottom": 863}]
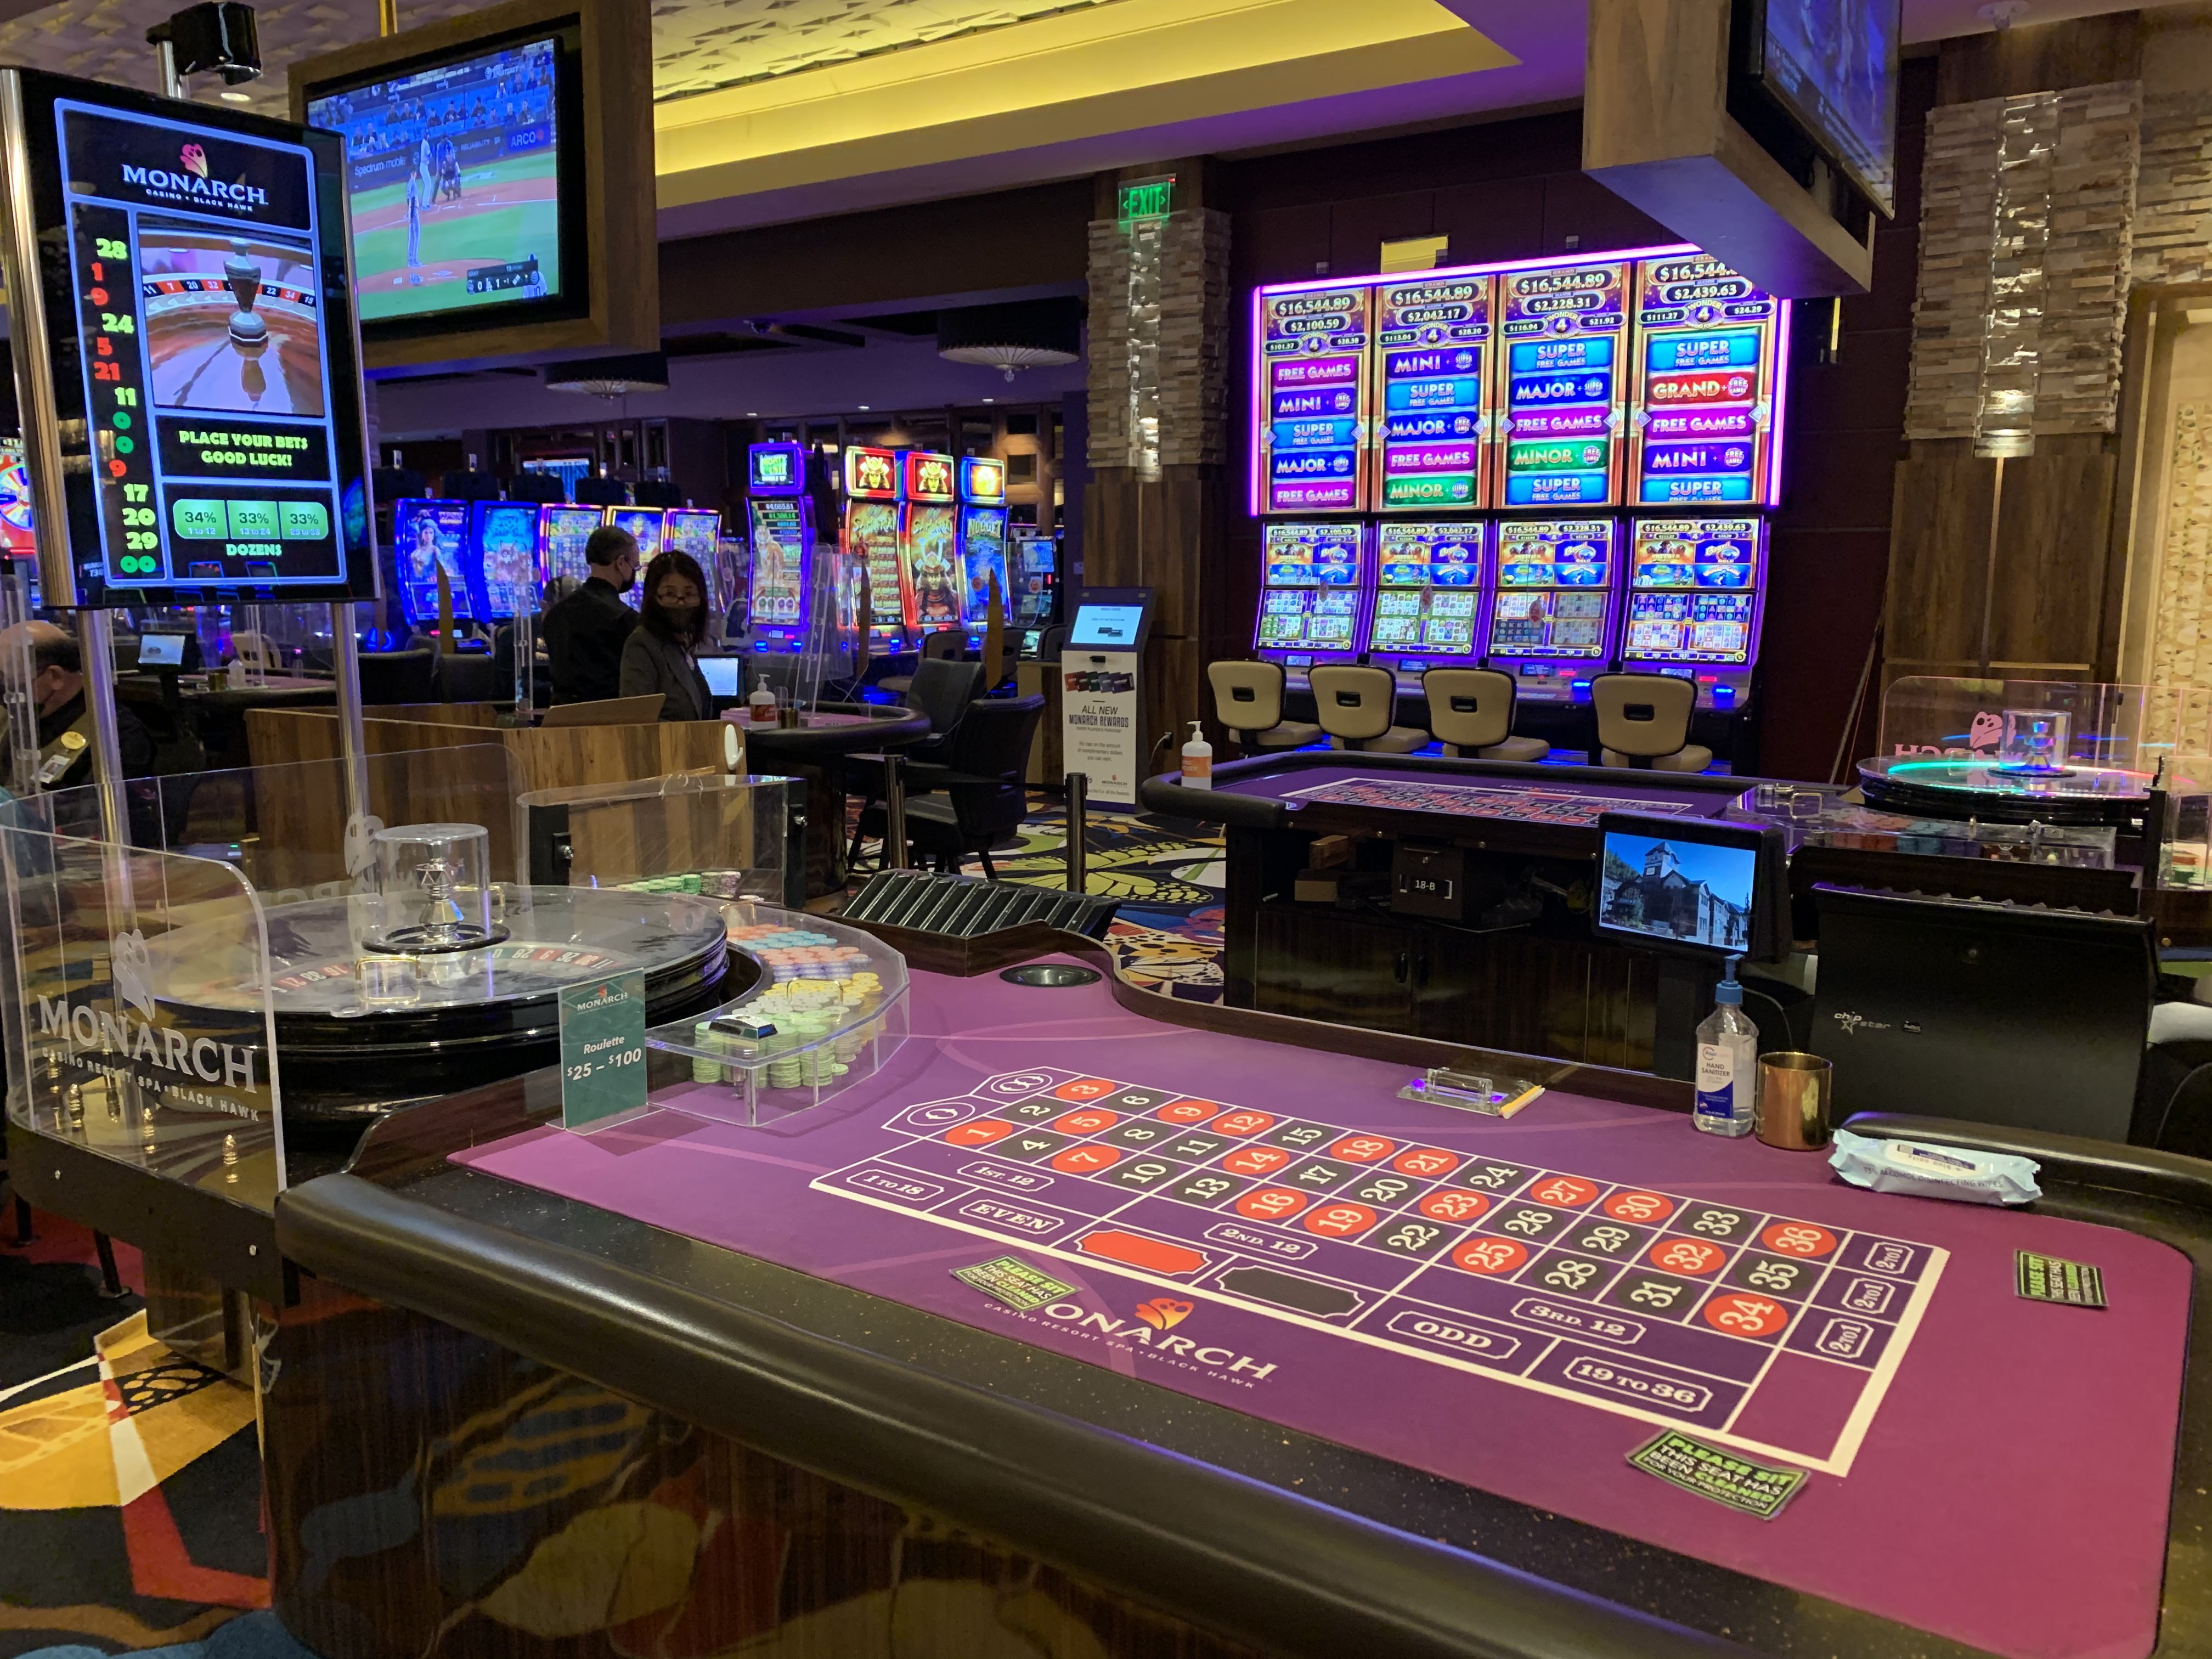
[{"left": 1135, "top": 1297, "right": 1192, "bottom": 1331}]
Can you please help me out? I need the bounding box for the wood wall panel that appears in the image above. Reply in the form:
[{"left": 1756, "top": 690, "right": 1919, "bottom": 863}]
[
  {"left": 1989, "top": 441, "right": 2118, "bottom": 672},
  {"left": 1883, "top": 445, "right": 1995, "bottom": 679}
]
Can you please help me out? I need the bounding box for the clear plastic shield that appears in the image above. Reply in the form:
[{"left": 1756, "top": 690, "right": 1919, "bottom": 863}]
[
  {"left": 1877, "top": 676, "right": 2212, "bottom": 777},
  {"left": 513, "top": 770, "right": 795, "bottom": 898}
]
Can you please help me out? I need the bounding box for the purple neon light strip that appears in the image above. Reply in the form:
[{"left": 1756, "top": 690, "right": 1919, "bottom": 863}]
[{"left": 1767, "top": 292, "right": 1793, "bottom": 507}]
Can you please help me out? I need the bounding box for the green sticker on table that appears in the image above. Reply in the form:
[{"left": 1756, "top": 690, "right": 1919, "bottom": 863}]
[
  {"left": 953, "top": 1256, "right": 1075, "bottom": 1312},
  {"left": 558, "top": 969, "right": 648, "bottom": 1131},
  {"left": 2017, "top": 1250, "right": 2106, "bottom": 1307},
  {"left": 1627, "top": 1430, "right": 1808, "bottom": 1520}
]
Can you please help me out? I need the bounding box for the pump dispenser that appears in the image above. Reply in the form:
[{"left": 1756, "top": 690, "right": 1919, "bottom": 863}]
[
  {"left": 1694, "top": 954, "right": 1757, "bottom": 1136},
  {"left": 1181, "top": 720, "right": 1214, "bottom": 788}
]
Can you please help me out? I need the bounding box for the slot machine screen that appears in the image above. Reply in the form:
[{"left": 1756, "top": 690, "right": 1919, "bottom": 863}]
[
  {"left": 392, "top": 498, "right": 471, "bottom": 618},
  {"left": 608, "top": 506, "right": 663, "bottom": 563},
  {"left": 1626, "top": 516, "right": 1763, "bottom": 666},
  {"left": 1489, "top": 519, "right": 1615, "bottom": 659},
  {"left": 469, "top": 498, "right": 539, "bottom": 617},
  {"left": 664, "top": 507, "right": 720, "bottom": 562},
  {"left": 1373, "top": 521, "right": 1485, "bottom": 657},
  {"left": 746, "top": 498, "right": 805, "bottom": 626},
  {"left": 539, "top": 503, "right": 601, "bottom": 588}
]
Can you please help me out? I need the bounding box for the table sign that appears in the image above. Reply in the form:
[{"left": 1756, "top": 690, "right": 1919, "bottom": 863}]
[{"left": 558, "top": 970, "right": 648, "bottom": 1131}]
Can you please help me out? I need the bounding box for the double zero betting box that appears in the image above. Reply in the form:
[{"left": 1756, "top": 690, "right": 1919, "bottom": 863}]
[{"left": 819, "top": 1066, "right": 1939, "bottom": 1474}]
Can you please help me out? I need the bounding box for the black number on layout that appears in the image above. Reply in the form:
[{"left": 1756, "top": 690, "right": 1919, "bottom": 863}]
[
  {"left": 1108, "top": 1088, "right": 1171, "bottom": 1111},
  {"left": 1567, "top": 1221, "right": 1650, "bottom": 1258},
  {"left": 1349, "top": 1174, "right": 1420, "bottom": 1207},
  {"left": 1601, "top": 1269, "right": 1700, "bottom": 1319},
  {"left": 1263, "top": 1120, "right": 1335, "bottom": 1150},
  {"left": 1107, "top": 1159, "right": 1180, "bottom": 1190},
  {"left": 1374, "top": 1220, "right": 1450, "bottom": 1257},
  {"left": 1729, "top": 1254, "right": 1810, "bottom": 1297},
  {"left": 1528, "top": 1250, "right": 1618, "bottom": 1299},
  {"left": 1288, "top": 1158, "right": 1358, "bottom": 1191},
  {"left": 997, "top": 1099, "right": 1063, "bottom": 1123},
  {"left": 1674, "top": 1203, "right": 1760, "bottom": 1243},
  {"left": 1459, "top": 1159, "right": 1531, "bottom": 1192},
  {"left": 1101, "top": 1120, "right": 1173, "bottom": 1151},
  {"left": 1162, "top": 1133, "right": 1229, "bottom": 1162},
  {"left": 992, "top": 1130, "right": 1074, "bottom": 1162},
  {"left": 1168, "top": 1171, "right": 1251, "bottom": 1207},
  {"left": 1487, "top": 1202, "right": 1567, "bottom": 1241}
]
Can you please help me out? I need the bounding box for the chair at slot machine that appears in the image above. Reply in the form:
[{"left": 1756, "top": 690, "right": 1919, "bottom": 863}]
[
  {"left": 1591, "top": 672, "right": 1714, "bottom": 772},
  {"left": 878, "top": 627, "right": 967, "bottom": 699},
  {"left": 1206, "top": 661, "right": 1320, "bottom": 754},
  {"left": 1421, "top": 669, "right": 1549, "bottom": 763},
  {"left": 1308, "top": 664, "right": 1429, "bottom": 754}
]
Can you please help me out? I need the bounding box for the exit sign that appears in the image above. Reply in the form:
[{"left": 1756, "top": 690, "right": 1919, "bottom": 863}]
[{"left": 1118, "top": 176, "right": 1175, "bottom": 225}]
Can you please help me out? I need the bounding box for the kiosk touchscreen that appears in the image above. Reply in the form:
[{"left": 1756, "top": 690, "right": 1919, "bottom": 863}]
[
  {"left": 1367, "top": 520, "right": 1488, "bottom": 687},
  {"left": 1060, "top": 586, "right": 1155, "bottom": 809},
  {"left": 538, "top": 504, "right": 602, "bottom": 589},
  {"left": 466, "top": 499, "right": 540, "bottom": 619},
  {"left": 843, "top": 445, "right": 906, "bottom": 651},
  {"left": 745, "top": 442, "right": 809, "bottom": 651},
  {"left": 899, "top": 451, "right": 961, "bottom": 632},
  {"left": 1487, "top": 517, "right": 1620, "bottom": 702},
  {"left": 1254, "top": 520, "right": 1367, "bottom": 679},
  {"left": 1621, "top": 516, "right": 1765, "bottom": 712},
  {"left": 392, "top": 498, "right": 472, "bottom": 624}
]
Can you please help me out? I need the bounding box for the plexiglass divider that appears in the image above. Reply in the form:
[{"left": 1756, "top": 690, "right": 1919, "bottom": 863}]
[
  {"left": 1878, "top": 676, "right": 2212, "bottom": 777},
  {"left": 514, "top": 771, "right": 796, "bottom": 901},
  {"left": 1, "top": 827, "right": 285, "bottom": 1207}
]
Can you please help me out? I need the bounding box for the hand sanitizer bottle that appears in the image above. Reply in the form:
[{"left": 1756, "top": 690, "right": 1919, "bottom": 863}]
[
  {"left": 1181, "top": 720, "right": 1214, "bottom": 789},
  {"left": 1694, "top": 955, "right": 1757, "bottom": 1137},
  {"left": 748, "top": 673, "right": 777, "bottom": 725}
]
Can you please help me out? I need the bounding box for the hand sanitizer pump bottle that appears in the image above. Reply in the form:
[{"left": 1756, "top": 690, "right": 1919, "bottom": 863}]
[{"left": 1694, "top": 955, "right": 1758, "bottom": 1137}]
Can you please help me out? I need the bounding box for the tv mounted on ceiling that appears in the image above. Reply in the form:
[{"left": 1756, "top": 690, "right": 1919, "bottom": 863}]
[
  {"left": 290, "top": 0, "right": 654, "bottom": 370},
  {"left": 1736, "top": 0, "right": 1901, "bottom": 217}
]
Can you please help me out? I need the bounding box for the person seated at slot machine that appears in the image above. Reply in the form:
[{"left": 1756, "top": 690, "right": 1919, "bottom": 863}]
[
  {"left": 619, "top": 550, "right": 715, "bottom": 721},
  {"left": 544, "top": 526, "right": 640, "bottom": 704}
]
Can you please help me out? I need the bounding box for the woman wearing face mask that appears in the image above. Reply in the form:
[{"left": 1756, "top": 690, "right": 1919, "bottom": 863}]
[{"left": 620, "top": 549, "right": 717, "bottom": 720}]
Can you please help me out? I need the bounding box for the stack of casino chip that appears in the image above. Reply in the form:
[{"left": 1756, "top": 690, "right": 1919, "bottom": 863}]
[{"left": 694, "top": 926, "right": 888, "bottom": 1093}]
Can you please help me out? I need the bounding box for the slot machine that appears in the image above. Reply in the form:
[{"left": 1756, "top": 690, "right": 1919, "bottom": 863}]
[
  {"left": 465, "top": 499, "right": 541, "bottom": 620},
  {"left": 899, "top": 450, "right": 962, "bottom": 635},
  {"left": 538, "top": 504, "right": 603, "bottom": 590},
  {"left": 1494, "top": 255, "right": 1632, "bottom": 509},
  {"left": 842, "top": 444, "right": 906, "bottom": 653},
  {"left": 1627, "top": 252, "right": 1786, "bottom": 509},
  {"left": 391, "top": 498, "right": 473, "bottom": 628},
  {"left": 1009, "top": 531, "right": 1059, "bottom": 634},
  {"left": 956, "top": 455, "right": 1009, "bottom": 647},
  {"left": 1253, "top": 521, "right": 1369, "bottom": 679},
  {"left": 1486, "top": 517, "right": 1621, "bottom": 702},
  {"left": 664, "top": 506, "right": 724, "bottom": 615},
  {"left": 607, "top": 506, "right": 664, "bottom": 589},
  {"left": 1366, "top": 521, "right": 1488, "bottom": 689},
  {"left": 744, "top": 441, "right": 810, "bottom": 653},
  {"left": 1621, "top": 516, "right": 1764, "bottom": 712}
]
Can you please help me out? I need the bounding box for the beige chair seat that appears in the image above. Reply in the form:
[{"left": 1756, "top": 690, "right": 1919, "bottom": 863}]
[
  {"left": 1477, "top": 733, "right": 1551, "bottom": 764},
  {"left": 1601, "top": 744, "right": 1714, "bottom": 773},
  {"left": 1310, "top": 664, "right": 1430, "bottom": 753},
  {"left": 1251, "top": 719, "right": 1323, "bottom": 748},
  {"left": 1358, "top": 725, "right": 1430, "bottom": 754}
]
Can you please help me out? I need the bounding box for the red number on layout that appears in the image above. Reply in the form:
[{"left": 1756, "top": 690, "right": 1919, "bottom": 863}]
[
  {"left": 944, "top": 1120, "right": 1015, "bottom": 1147},
  {"left": 1154, "top": 1098, "right": 1219, "bottom": 1124},
  {"left": 1211, "top": 1110, "right": 1277, "bottom": 1137},
  {"left": 1050, "top": 1144, "right": 1122, "bottom": 1175},
  {"left": 1528, "top": 1175, "right": 1600, "bottom": 1208},
  {"left": 1234, "top": 1186, "right": 1308, "bottom": 1221},
  {"left": 1759, "top": 1221, "right": 1838, "bottom": 1259},
  {"left": 1051, "top": 1108, "right": 1120, "bottom": 1135},
  {"left": 1302, "top": 1202, "right": 1378, "bottom": 1237},
  {"left": 1392, "top": 1148, "right": 1460, "bottom": 1178},
  {"left": 1602, "top": 1190, "right": 1674, "bottom": 1223},
  {"left": 1702, "top": 1294, "right": 1790, "bottom": 1338},
  {"left": 1222, "top": 1145, "right": 1293, "bottom": 1176},
  {"left": 1328, "top": 1135, "right": 1397, "bottom": 1164},
  {"left": 1648, "top": 1238, "right": 1726, "bottom": 1276},
  {"left": 1418, "top": 1188, "right": 1491, "bottom": 1223},
  {"left": 1450, "top": 1237, "right": 1529, "bottom": 1276},
  {"left": 1053, "top": 1077, "right": 1115, "bottom": 1102}
]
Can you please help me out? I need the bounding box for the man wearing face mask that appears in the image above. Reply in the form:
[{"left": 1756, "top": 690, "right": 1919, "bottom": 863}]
[
  {"left": 0, "top": 623, "right": 154, "bottom": 793},
  {"left": 543, "top": 525, "right": 640, "bottom": 705},
  {"left": 619, "top": 548, "right": 716, "bottom": 720}
]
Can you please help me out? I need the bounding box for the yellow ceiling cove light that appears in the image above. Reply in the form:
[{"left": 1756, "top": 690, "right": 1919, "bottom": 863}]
[{"left": 654, "top": 0, "right": 1510, "bottom": 212}]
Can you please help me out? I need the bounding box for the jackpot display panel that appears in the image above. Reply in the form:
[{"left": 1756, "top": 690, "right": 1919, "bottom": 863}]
[
  {"left": 1628, "top": 255, "right": 1787, "bottom": 507},
  {"left": 1494, "top": 257, "right": 1633, "bottom": 509},
  {"left": 1487, "top": 518, "right": 1620, "bottom": 699},
  {"left": 465, "top": 498, "right": 540, "bottom": 618},
  {"left": 900, "top": 451, "right": 961, "bottom": 631},
  {"left": 1255, "top": 282, "right": 1372, "bottom": 514},
  {"left": 1254, "top": 521, "right": 1368, "bottom": 672},
  {"left": 957, "top": 456, "right": 1009, "bottom": 630},
  {"left": 538, "top": 503, "right": 601, "bottom": 588},
  {"left": 843, "top": 444, "right": 906, "bottom": 646},
  {"left": 1372, "top": 274, "right": 1494, "bottom": 512},
  {"left": 1367, "top": 520, "right": 1488, "bottom": 685},
  {"left": 1622, "top": 516, "right": 1765, "bottom": 709},
  {"left": 392, "top": 498, "right": 471, "bottom": 623},
  {"left": 0, "top": 70, "right": 376, "bottom": 607}
]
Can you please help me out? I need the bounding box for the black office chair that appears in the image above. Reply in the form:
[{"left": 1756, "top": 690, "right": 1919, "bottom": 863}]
[
  {"left": 572, "top": 476, "right": 630, "bottom": 507},
  {"left": 844, "top": 658, "right": 986, "bottom": 867},
  {"left": 633, "top": 479, "right": 683, "bottom": 508},
  {"left": 435, "top": 651, "right": 505, "bottom": 704},
  {"left": 504, "top": 472, "right": 565, "bottom": 504},
  {"left": 1037, "top": 623, "right": 1068, "bottom": 662},
  {"left": 858, "top": 695, "right": 1045, "bottom": 879},
  {"left": 371, "top": 466, "right": 427, "bottom": 508},
  {"left": 878, "top": 627, "right": 966, "bottom": 698},
  {"left": 357, "top": 648, "right": 437, "bottom": 706}
]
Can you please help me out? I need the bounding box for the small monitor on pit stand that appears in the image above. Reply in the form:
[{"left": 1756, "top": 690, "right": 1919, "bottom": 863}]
[
  {"left": 135, "top": 630, "right": 190, "bottom": 670},
  {"left": 698, "top": 656, "right": 744, "bottom": 701},
  {"left": 1593, "top": 812, "right": 1788, "bottom": 963},
  {"left": 1067, "top": 589, "right": 1155, "bottom": 654}
]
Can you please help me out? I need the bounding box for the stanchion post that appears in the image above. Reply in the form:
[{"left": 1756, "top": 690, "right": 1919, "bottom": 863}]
[
  {"left": 883, "top": 752, "right": 907, "bottom": 871},
  {"left": 1064, "top": 771, "right": 1088, "bottom": 894}
]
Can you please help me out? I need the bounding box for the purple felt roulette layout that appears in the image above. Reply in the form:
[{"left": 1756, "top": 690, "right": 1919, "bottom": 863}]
[
  {"left": 815, "top": 1066, "right": 1938, "bottom": 1474},
  {"left": 1277, "top": 773, "right": 1700, "bottom": 826}
]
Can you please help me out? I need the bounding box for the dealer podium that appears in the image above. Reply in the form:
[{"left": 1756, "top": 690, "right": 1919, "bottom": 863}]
[{"left": 1057, "top": 587, "right": 1155, "bottom": 808}]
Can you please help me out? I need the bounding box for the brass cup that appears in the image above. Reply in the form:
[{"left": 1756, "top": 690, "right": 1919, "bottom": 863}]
[{"left": 1756, "top": 1052, "right": 1833, "bottom": 1150}]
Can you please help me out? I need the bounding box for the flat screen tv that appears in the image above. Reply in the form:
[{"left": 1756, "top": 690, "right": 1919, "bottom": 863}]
[
  {"left": 1594, "top": 812, "right": 1787, "bottom": 961},
  {"left": 1741, "top": 0, "right": 1900, "bottom": 215},
  {"left": 306, "top": 22, "right": 586, "bottom": 341}
]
